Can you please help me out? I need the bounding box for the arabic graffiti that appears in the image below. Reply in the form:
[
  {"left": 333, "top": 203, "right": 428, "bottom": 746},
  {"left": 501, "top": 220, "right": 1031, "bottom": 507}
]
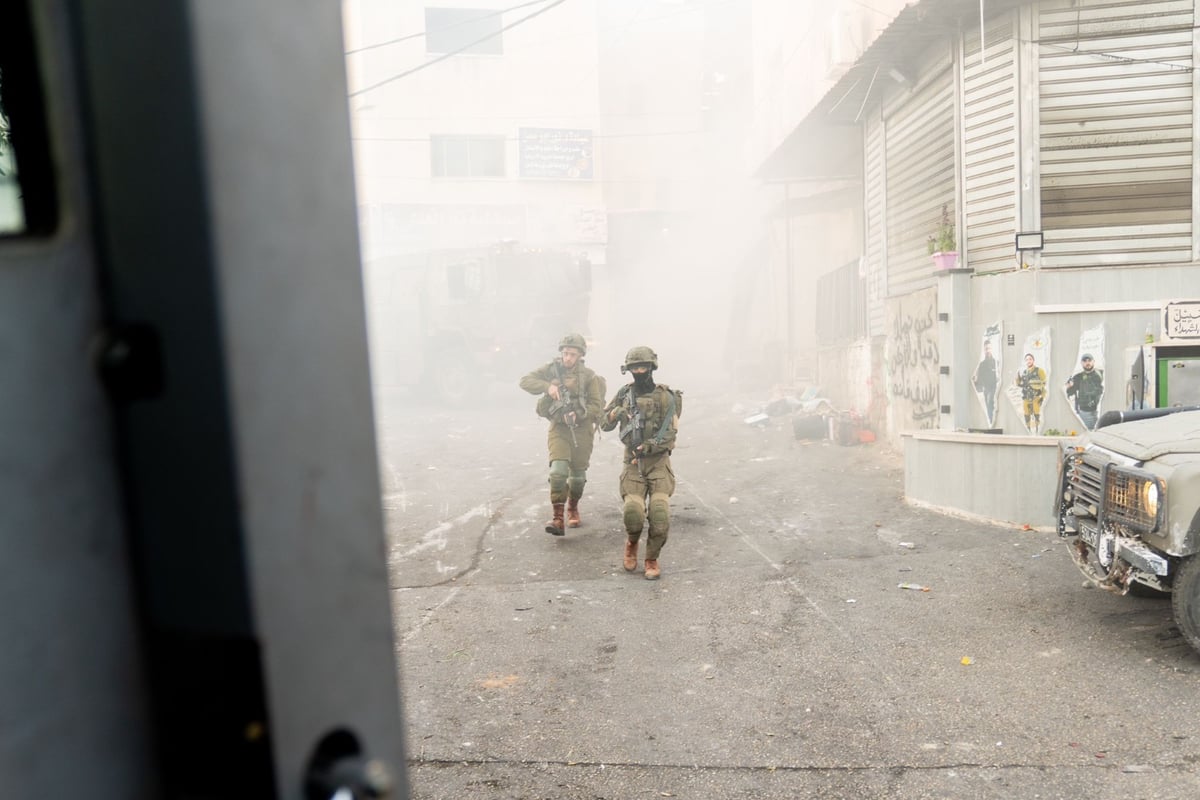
[{"left": 885, "top": 288, "right": 939, "bottom": 429}]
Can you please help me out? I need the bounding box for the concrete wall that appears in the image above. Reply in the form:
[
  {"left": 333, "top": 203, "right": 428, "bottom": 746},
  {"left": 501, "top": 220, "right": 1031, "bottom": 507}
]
[
  {"left": 903, "top": 431, "right": 1064, "bottom": 529},
  {"left": 817, "top": 339, "right": 873, "bottom": 410},
  {"left": 959, "top": 265, "right": 1198, "bottom": 434}
]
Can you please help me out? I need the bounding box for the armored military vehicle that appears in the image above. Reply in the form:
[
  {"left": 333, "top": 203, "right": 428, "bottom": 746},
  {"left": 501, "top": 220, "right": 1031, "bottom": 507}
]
[{"left": 1055, "top": 406, "right": 1200, "bottom": 653}]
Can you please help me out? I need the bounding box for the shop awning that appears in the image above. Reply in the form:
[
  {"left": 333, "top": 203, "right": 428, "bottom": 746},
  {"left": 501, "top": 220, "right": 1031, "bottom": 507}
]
[{"left": 756, "top": 0, "right": 1025, "bottom": 180}]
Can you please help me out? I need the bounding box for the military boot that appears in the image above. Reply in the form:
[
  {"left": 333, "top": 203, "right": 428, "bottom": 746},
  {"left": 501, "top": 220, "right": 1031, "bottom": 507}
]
[
  {"left": 623, "top": 538, "right": 638, "bottom": 572},
  {"left": 643, "top": 558, "right": 661, "bottom": 580},
  {"left": 566, "top": 497, "right": 581, "bottom": 528},
  {"left": 545, "top": 503, "right": 565, "bottom": 536}
]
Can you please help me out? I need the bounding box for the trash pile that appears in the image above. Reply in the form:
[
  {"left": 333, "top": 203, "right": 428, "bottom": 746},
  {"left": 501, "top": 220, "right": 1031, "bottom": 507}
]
[{"left": 735, "top": 385, "right": 876, "bottom": 445}]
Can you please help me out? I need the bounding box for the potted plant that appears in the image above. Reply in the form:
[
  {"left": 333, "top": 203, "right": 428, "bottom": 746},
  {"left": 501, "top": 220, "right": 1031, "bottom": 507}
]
[{"left": 927, "top": 203, "right": 958, "bottom": 270}]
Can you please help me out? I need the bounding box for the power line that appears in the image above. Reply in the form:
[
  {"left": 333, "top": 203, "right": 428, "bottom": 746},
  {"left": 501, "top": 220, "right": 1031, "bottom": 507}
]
[
  {"left": 344, "top": 0, "right": 553, "bottom": 55},
  {"left": 348, "top": 0, "right": 570, "bottom": 98}
]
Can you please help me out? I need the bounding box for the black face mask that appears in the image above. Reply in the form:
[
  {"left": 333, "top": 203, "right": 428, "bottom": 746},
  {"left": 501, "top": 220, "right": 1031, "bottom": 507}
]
[{"left": 632, "top": 372, "right": 655, "bottom": 393}]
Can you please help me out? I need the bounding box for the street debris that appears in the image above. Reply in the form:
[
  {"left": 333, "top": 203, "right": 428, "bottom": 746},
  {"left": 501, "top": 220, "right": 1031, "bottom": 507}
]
[
  {"left": 898, "top": 583, "right": 930, "bottom": 592},
  {"left": 736, "top": 386, "right": 879, "bottom": 446}
]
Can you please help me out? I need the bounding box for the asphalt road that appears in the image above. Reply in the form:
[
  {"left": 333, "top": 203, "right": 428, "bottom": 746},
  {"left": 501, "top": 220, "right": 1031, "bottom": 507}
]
[{"left": 373, "top": 385, "right": 1200, "bottom": 800}]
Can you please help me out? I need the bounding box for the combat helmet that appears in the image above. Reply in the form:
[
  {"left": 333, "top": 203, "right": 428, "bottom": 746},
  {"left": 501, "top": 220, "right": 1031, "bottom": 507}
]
[
  {"left": 558, "top": 333, "right": 587, "bottom": 355},
  {"left": 621, "top": 345, "right": 658, "bottom": 373}
]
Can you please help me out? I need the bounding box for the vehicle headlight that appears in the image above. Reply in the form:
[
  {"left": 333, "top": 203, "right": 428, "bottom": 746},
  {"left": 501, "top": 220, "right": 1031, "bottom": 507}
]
[
  {"left": 1142, "top": 480, "right": 1159, "bottom": 519},
  {"left": 1104, "top": 466, "right": 1162, "bottom": 532}
]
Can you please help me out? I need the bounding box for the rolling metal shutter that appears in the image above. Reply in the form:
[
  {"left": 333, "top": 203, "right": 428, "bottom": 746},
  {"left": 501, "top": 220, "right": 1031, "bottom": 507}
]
[
  {"left": 884, "top": 62, "right": 956, "bottom": 295},
  {"left": 1038, "top": 0, "right": 1193, "bottom": 266},
  {"left": 963, "top": 11, "right": 1019, "bottom": 273},
  {"left": 865, "top": 112, "right": 886, "bottom": 337}
]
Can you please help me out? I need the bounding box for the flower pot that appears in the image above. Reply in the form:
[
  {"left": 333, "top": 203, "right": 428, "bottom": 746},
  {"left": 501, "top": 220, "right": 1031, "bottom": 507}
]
[{"left": 931, "top": 251, "right": 959, "bottom": 270}]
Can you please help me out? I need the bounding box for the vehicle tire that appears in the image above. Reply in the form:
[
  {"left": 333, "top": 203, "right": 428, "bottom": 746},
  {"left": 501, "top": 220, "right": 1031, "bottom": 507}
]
[{"left": 1170, "top": 555, "right": 1200, "bottom": 654}]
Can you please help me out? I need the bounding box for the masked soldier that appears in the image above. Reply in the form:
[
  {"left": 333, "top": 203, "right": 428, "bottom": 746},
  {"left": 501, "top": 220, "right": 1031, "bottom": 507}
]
[
  {"left": 520, "top": 333, "right": 605, "bottom": 535},
  {"left": 600, "top": 346, "right": 682, "bottom": 580}
]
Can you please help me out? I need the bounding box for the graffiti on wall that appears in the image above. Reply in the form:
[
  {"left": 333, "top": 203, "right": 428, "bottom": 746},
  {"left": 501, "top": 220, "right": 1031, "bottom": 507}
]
[{"left": 885, "top": 287, "right": 939, "bottom": 429}]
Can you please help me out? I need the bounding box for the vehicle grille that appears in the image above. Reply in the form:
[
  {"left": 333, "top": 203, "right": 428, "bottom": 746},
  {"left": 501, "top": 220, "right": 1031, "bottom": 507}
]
[
  {"left": 1066, "top": 451, "right": 1105, "bottom": 518},
  {"left": 1067, "top": 449, "right": 1158, "bottom": 533}
]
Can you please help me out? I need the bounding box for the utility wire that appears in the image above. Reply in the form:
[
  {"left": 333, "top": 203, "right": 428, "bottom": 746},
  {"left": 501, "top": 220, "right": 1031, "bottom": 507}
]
[
  {"left": 349, "top": 0, "right": 569, "bottom": 98},
  {"left": 344, "top": 0, "right": 553, "bottom": 55}
]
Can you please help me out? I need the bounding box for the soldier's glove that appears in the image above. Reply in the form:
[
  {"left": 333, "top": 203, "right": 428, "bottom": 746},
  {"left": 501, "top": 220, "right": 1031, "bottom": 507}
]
[{"left": 610, "top": 407, "right": 629, "bottom": 424}]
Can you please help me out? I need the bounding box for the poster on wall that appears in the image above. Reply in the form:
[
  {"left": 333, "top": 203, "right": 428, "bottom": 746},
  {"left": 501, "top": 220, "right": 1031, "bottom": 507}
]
[
  {"left": 1063, "top": 324, "right": 1105, "bottom": 431},
  {"left": 970, "top": 322, "right": 1002, "bottom": 428},
  {"left": 1005, "top": 327, "right": 1051, "bottom": 434}
]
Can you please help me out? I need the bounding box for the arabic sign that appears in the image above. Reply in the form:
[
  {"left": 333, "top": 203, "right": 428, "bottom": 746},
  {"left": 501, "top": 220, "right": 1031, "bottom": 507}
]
[
  {"left": 519, "top": 128, "right": 593, "bottom": 179},
  {"left": 1162, "top": 300, "right": 1200, "bottom": 341}
]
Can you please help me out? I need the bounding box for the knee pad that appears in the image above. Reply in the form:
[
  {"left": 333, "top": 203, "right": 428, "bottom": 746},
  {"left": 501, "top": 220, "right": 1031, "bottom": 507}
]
[
  {"left": 648, "top": 492, "right": 670, "bottom": 532},
  {"left": 622, "top": 495, "right": 645, "bottom": 534},
  {"left": 567, "top": 468, "right": 587, "bottom": 498},
  {"left": 548, "top": 460, "right": 569, "bottom": 493}
]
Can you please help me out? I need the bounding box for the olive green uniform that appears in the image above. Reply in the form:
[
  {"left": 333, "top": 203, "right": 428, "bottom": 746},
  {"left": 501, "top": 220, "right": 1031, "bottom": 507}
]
[
  {"left": 600, "top": 383, "right": 679, "bottom": 559},
  {"left": 1016, "top": 365, "right": 1047, "bottom": 431},
  {"left": 520, "top": 359, "right": 604, "bottom": 503}
]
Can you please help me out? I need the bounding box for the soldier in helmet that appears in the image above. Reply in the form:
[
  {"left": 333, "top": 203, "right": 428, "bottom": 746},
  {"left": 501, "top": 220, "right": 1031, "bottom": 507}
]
[
  {"left": 520, "top": 333, "right": 605, "bottom": 535},
  {"left": 600, "top": 346, "right": 682, "bottom": 580}
]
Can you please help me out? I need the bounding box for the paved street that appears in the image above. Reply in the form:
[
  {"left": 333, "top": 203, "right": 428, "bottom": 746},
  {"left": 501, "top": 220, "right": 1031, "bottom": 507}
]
[{"left": 374, "top": 386, "right": 1200, "bottom": 800}]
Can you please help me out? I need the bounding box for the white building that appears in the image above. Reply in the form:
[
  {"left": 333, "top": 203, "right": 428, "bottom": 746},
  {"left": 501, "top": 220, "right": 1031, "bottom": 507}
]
[
  {"left": 342, "top": 1, "right": 606, "bottom": 263},
  {"left": 753, "top": 0, "right": 1200, "bottom": 446}
]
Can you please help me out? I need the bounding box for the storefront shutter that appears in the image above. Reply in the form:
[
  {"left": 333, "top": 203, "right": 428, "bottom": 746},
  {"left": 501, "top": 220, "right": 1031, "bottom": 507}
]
[
  {"left": 884, "top": 63, "right": 956, "bottom": 295},
  {"left": 864, "top": 112, "right": 886, "bottom": 337},
  {"left": 1038, "top": 0, "right": 1193, "bottom": 266},
  {"left": 963, "top": 11, "right": 1019, "bottom": 273}
]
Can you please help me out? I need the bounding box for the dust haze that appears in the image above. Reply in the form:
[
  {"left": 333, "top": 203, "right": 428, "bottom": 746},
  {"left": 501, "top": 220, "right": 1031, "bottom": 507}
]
[{"left": 343, "top": 0, "right": 788, "bottom": 403}]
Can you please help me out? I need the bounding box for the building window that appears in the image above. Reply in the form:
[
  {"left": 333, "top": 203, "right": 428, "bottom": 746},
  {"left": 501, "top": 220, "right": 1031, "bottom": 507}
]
[
  {"left": 425, "top": 8, "right": 503, "bottom": 55},
  {"left": 430, "top": 135, "right": 505, "bottom": 178}
]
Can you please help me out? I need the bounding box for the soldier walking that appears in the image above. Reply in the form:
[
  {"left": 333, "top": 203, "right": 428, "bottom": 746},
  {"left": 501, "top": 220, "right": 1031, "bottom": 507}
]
[
  {"left": 520, "top": 334, "right": 605, "bottom": 536},
  {"left": 600, "top": 346, "right": 681, "bottom": 580}
]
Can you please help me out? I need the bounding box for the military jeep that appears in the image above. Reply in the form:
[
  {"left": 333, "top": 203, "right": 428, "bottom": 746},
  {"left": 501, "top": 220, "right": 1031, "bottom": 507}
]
[{"left": 1055, "top": 406, "right": 1200, "bottom": 654}]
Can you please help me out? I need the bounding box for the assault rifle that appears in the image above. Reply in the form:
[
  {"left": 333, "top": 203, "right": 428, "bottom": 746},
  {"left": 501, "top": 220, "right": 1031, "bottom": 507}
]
[
  {"left": 548, "top": 361, "right": 580, "bottom": 447},
  {"left": 618, "top": 387, "right": 645, "bottom": 451}
]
